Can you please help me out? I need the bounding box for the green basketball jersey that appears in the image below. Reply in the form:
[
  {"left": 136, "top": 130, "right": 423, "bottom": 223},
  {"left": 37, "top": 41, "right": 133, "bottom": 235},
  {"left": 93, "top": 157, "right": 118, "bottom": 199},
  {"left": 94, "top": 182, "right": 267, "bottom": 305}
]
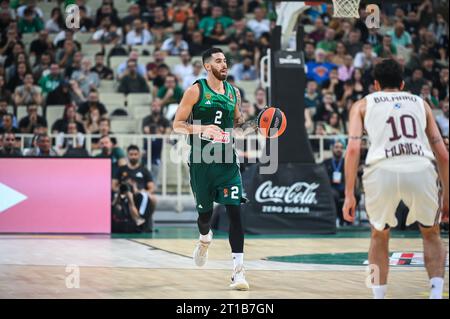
[{"left": 189, "top": 78, "right": 238, "bottom": 164}]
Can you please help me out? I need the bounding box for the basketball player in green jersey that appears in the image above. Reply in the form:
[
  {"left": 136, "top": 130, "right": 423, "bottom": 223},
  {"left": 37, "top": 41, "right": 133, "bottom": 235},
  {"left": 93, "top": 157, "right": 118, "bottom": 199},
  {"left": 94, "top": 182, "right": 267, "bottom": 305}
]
[{"left": 173, "top": 48, "right": 250, "bottom": 290}]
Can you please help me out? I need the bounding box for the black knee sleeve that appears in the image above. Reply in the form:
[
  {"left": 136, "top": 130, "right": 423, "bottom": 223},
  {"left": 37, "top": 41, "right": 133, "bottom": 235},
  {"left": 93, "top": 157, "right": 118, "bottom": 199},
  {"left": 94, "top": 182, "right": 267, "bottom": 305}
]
[
  {"left": 197, "top": 210, "right": 213, "bottom": 235},
  {"left": 226, "top": 205, "right": 244, "bottom": 253}
]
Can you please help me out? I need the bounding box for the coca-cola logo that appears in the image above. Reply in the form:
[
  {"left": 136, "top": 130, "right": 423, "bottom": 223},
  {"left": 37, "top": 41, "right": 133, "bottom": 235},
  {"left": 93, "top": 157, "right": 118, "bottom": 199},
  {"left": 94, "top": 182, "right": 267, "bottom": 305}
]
[{"left": 255, "top": 181, "right": 319, "bottom": 205}]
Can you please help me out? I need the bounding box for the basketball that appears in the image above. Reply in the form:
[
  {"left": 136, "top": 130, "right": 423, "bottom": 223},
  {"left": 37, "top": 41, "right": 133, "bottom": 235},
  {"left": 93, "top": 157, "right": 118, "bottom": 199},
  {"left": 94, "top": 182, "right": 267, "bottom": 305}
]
[{"left": 256, "top": 107, "right": 287, "bottom": 138}]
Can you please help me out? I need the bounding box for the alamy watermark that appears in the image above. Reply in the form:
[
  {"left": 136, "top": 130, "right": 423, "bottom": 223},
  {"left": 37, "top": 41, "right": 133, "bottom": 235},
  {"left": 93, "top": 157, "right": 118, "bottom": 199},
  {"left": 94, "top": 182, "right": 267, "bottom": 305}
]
[
  {"left": 65, "top": 4, "right": 80, "bottom": 29},
  {"left": 65, "top": 264, "right": 80, "bottom": 289}
]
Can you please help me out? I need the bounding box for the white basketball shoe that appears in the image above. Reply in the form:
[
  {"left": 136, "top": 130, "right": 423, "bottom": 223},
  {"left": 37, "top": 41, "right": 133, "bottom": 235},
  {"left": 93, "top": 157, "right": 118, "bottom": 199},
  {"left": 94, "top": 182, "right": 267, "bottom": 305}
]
[
  {"left": 230, "top": 265, "right": 250, "bottom": 291},
  {"left": 193, "top": 230, "right": 212, "bottom": 267}
]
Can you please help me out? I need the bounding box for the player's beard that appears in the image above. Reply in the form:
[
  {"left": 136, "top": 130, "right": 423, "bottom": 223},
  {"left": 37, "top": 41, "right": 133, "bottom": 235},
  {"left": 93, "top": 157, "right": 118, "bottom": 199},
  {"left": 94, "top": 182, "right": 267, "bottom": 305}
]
[{"left": 211, "top": 66, "right": 227, "bottom": 81}]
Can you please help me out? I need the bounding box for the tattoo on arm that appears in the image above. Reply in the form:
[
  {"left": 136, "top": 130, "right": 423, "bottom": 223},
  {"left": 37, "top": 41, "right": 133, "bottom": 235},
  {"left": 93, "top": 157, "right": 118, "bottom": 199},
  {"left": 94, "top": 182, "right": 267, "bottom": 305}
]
[
  {"left": 234, "top": 87, "right": 246, "bottom": 127},
  {"left": 430, "top": 135, "right": 443, "bottom": 145}
]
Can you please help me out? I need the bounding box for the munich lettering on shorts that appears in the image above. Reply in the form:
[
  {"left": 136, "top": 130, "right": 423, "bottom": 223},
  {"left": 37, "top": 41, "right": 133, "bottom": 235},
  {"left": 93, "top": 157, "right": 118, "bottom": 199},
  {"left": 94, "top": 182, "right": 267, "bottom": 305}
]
[
  {"left": 374, "top": 95, "right": 418, "bottom": 103},
  {"left": 385, "top": 142, "right": 425, "bottom": 159}
]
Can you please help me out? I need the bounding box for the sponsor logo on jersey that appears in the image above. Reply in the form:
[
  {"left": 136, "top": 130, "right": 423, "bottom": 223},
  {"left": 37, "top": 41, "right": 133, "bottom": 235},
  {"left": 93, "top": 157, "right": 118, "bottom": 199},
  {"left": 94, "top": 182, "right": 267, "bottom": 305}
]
[
  {"left": 223, "top": 188, "right": 229, "bottom": 198},
  {"left": 394, "top": 103, "right": 401, "bottom": 109},
  {"left": 136, "top": 172, "right": 143, "bottom": 178},
  {"left": 205, "top": 93, "right": 211, "bottom": 100},
  {"left": 205, "top": 100, "right": 211, "bottom": 105}
]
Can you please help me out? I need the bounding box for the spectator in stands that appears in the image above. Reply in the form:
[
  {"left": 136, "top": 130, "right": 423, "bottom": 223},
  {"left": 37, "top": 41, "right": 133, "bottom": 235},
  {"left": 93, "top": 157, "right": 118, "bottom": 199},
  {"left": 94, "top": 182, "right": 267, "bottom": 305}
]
[
  {"left": 112, "top": 144, "right": 156, "bottom": 232},
  {"left": 46, "top": 80, "right": 79, "bottom": 106},
  {"left": 78, "top": 5, "right": 95, "bottom": 33},
  {"left": 247, "top": 7, "right": 270, "bottom": 39},
  {"left": 52, "top": 103, "right": 85, "bottom": 134},
  {"left": 150, "top": 6, "right": 174, "bottom": 42},
  {"left": 188, "top": 30, "right": 209, "bottom": 57},
  {"left": 55, "top": 120, "right": 85, "bottom": 154},
  {"left": 0, "top": 132, "right": 21, "bottom": 156},
  {"left": 167, "top": 0, "right": 193, "bottom": 24},
  {"left": 17, "top": 0, "right": 43, "bottom": 19},
  {"left": 116, "top": 51, "right": 147, "bottom": 80},
  {"left": 146, "top": 50, "right": 165, "bottom": 81},
  {"left": 0, "top": 98, "right": 16, "bottom": 126},
  {"left": 71, "top": 58, "right": 100, "bottom": 98},
  {"left": 152, "top": 63, "right": 170, "bottom": 97},
  {"left": 181, "top": 16, "right": 198, "bottom": 43},
  {"left": 45, "top": 7, "right": 64, "bottom": 34},
  {"left": 330, "top": 42, "right": 347, "bottom": 66},
  {"left": 157, "top": 74, "right": 183, "bottom": 108},
  {"left": 198, "top": 5, "right": 233, "bottom": 37},
  {"left": 140, "top": 0, "right": 158, "bottom": 23},
  {"left": 321, "top": 67, "right": 344, "bottom": 100},
  {"left": 325, "top": 112, "right": 344, "bottom": 135},
  {"left": 308, "top": 17, "right": 326, "bottom": 43},
  {"left": 91, "top": 117, "right": 116, "bottom": 149},
  {"left": 305, "top": 80, "right": 322, "bottom": 112},
  {"left": 227, "top": 18, "right": 249, "bottom": 44},
  {"left": 182, "top": 60, "right": 206, "bottom": 90},
  {"left": 5, "top": 51, "right": 28, "bottom": 83},
  {"left": 406, "top": 68, "right": 428, "bottom": 95},
  {"left": 173, "top": 50, "right": 193, "bottom": 84},
  {"left": 350, "top": 69, "right": 368, "bottom": 100},
  {"left": 317, "top": 28, "right": 337, "bottom": 54},
  {"left": 18, "top": 7, "right": 44, "bottom": 34},
  {"left": 387, "top": 21, "right": 412, "bottom": 48},
  {"left": 126, "top": 18, "right": 153, "bottom": 46},
  {"left": 122, "top": 3, "right": 142, "bottom": 34},
  {"left": 224, "top": 0, "right": 244, "bottom": 20},
  {"left": 95, "top": 134, "right": 126, "bottom": 177},
  {"left": 306, "top": 49, "right": 336, "bottom": 86},
  {"left": 248, "top": 87, "right": 264, "bottom": 112},
  {"left": 25, "top": 134, "right": 57, "bottom": 157},
  {"left": 323, "top": 140, "right": 347, "bottom": 226},
  {"left": 338, "top": 55, "right": 354, "bottom": 82},
  {"left": 353, "top": 43, "right": 377, "bottom": 72},
  {"left": 13, "top": 73, "right": 43, "bottom": 106},
  {"left": 0, "top": 0, "right": 16, "bottom": 21},
  {"left": 435, "top": 68, "right": 449, "bottom": 100},
  {"left": 0, "top": 113, "right": 19, "bottom": 134},
  {"left": 314, "top": 92, "right": 338, "bottom": 123},
  {"left": 0, "top": 29, "right": 23, "bottom": 68},
  {"left": 206, "top": 22, "right": 230, "bottom": 45},
  {"left": 91, "top": 16, "right": 122, "bottom": 44},
  {"left": 142, "top": 98, "right": 171, "bottom": 135},
  {"left": 77, "top": 90, "right": 108, "bottom": 120},
  {"left": 194, "top": 0, "right": 211, "bottom": 21},
  {"left": 310, "top": 122, "right": 331, "bottom": 153},
  {"left": 118, "top": 60, "right": 150, "bottom": 95},
  {"left": 29, "top": 30, "right": 54, "bottom": 62},
  {"left": 161, "top": 30, "right": 189, "bottom": 56},
  {"left": 421, "top": 55, "right": 441, "bottom": 86},
  {"left": 95, "top": 1, "right": 121, "bottom": 28},
  {"left": 18, "top": 104, "right": 47, "bottom": 134},
  {"left": 0, "top": 75, "right": 12, "bottom": 103},
  {"left": 6, "top": 61, "right": 28, "bottom": 92},
  {"left": 374, "top": 34, "right": 397, "bottom": 58},
  {"left": 83, "top": 107, "right": 102, "bottom": 134},
  {"left": 91, "top": 52, "right": 114, "bottom": 80},
  {"left": 32, "top": 52, "right": 52, "bottom": 82},
  {"left": 230, "top": 56, "right": 257, "bottom": 81},
  {"left": 344, "top": 29, "right": 363, "bottom": 57},
  {"left": 38, "top": 63, "right": 63, "bottom": 95},
  {"left": 436, "top": 100, "right": 449, "bottom": 137},
  {"left": 420, "top": 84, "right": 439, "bottom": 109},
  {"left": 56, "top": 39, "right": 77, "bottom": 69}
]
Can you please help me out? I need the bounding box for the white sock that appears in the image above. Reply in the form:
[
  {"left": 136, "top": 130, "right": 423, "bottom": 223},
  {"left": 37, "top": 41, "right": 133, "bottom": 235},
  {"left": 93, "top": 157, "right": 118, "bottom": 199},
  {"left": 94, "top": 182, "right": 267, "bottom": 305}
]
[
  {"left": 430, "top": 277, "right": 444, "bottom": 299},
  {"left": 372, "top": 285, "right": 387, "bottom": 299},
  {"left": 199, "top": 230, "right": 212, "bottom": 243},
  {"left": 232, "top": 253, "right": 244, "bottom": 269}
]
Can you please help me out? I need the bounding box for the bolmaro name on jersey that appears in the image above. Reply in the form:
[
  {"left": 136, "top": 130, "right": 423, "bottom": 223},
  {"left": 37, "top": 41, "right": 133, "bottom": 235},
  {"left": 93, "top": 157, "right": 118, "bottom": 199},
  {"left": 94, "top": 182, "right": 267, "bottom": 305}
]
[
  {"left": 385, "top": 142, "right": 425, "bottom": 159},
  {"left": 374, "top": 95, "right": 418, "bottom": 103}
]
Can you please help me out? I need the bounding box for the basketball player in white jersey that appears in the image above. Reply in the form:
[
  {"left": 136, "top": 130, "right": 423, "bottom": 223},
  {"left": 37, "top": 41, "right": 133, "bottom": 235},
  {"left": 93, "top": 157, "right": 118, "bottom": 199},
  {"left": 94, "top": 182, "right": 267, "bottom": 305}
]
[{"left": 343, "top": 59, "right": 449, "bottom": 299}]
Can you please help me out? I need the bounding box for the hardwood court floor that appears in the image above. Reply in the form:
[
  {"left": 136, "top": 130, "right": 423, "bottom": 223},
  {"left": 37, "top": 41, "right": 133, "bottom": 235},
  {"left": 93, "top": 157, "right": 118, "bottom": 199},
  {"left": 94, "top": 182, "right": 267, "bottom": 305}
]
[{"left": 0, "top": 228, "right": 448, "bottom": 299}]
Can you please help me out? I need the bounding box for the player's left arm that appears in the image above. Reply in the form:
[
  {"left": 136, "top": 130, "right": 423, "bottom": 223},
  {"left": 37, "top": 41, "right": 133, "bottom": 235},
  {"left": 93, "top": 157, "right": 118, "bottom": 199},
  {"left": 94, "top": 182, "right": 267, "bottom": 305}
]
[
  {"left": 343, "top": 98, "right": 366, "bottom": 223},
  {"left": 233, "top": 86, "right": 245, "bottom": 127}
]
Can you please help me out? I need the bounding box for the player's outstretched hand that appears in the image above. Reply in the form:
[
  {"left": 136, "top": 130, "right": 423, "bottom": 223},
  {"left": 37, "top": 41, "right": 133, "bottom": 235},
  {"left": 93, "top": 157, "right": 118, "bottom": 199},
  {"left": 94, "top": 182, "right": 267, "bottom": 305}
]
[
  {"left": 202, "top": 124, "right": 224, "bottom": 140},
  {"left": 343, "top": 195, "right": 356, "bottom": 223}
]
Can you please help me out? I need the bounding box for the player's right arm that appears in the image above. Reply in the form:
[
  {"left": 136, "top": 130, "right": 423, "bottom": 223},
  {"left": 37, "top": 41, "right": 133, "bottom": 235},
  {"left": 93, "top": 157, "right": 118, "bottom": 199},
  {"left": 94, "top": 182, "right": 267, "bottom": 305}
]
[
  {"left": 173, "top": 84, "right": 223, "bottom": 138},
  {"left": 424, "top": 101, "right": 449, "bottom": 222}
]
